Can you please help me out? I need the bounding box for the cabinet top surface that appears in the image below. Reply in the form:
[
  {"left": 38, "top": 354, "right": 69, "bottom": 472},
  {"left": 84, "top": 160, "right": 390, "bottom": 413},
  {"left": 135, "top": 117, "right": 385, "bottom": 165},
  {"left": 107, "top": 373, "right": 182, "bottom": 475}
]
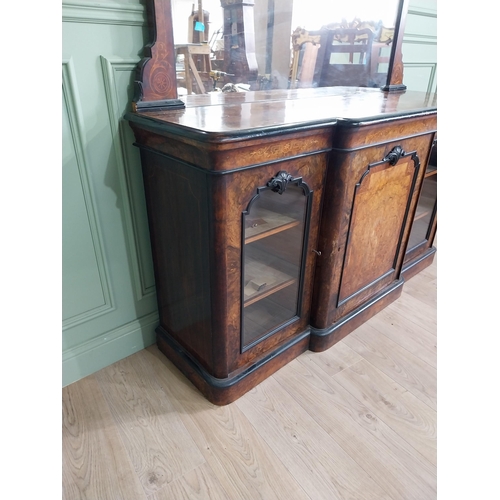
[{"left": 127, "top": 87, "right": 437, "bottom": 140}]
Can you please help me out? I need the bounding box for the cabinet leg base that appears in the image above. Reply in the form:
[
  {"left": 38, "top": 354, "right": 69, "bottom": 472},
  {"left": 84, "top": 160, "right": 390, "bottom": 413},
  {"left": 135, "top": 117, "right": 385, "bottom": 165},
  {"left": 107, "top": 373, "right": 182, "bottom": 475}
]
[
  {"left": 308, "top": 279, "right": 404, "bottom": 352},
  {"left": 401, "top": 247, "right": 436, "bottom": 281},
  {"left": 156, "top": 326, "right": 310, "bottom": 405}
]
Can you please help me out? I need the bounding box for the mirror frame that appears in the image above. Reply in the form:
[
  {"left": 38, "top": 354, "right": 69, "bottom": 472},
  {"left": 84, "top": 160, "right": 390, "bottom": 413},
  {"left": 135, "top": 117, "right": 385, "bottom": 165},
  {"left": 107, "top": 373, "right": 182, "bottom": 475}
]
[
  {"left": 132, "top": 0, "right": 410, "bottom": 111},
  {"left": 383, "top": 0, "right": 409, "bottom": 91}
]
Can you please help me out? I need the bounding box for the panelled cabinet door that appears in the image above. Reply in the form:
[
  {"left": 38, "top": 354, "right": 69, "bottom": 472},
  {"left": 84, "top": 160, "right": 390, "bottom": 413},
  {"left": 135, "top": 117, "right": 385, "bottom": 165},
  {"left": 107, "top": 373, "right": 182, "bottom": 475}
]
[
  {"left": 310, "top": 124, "right": 436, "bottom": 351},
  {"left": 241, "top": 171, "right": 312, "bottom": 350},
  {"left": 337, "top": 145, "right": 421, "bottom": 310}
]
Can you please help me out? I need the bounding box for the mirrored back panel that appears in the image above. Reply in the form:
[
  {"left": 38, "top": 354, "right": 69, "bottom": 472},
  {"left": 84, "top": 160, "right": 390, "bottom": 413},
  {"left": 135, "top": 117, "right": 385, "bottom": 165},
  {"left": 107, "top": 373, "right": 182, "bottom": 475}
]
[{"left": 171, "top": 0, "right": 401, "bottom": 94}]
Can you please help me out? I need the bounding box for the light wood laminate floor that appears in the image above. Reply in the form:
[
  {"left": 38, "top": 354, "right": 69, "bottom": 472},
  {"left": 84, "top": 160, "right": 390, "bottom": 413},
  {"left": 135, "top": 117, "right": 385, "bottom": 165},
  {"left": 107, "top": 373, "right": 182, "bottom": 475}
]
[{"left": 62, "top": 257, "right": 437, "bottom": 500}]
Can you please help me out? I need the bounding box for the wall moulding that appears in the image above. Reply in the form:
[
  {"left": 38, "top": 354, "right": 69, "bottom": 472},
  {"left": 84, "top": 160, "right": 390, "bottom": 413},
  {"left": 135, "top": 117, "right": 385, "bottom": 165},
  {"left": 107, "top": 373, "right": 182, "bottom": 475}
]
[
  {"left": 100, "top": 56, "right": 156, "bottom": 301},
  {"left": 62, "top": 58, "right": 115, "bottom": 330},
  {"left": 63, "top": 312, "right": 158, "bottom": 386},
  {"left": 62, "top": 1, "right": 146, "bottom": 26}
]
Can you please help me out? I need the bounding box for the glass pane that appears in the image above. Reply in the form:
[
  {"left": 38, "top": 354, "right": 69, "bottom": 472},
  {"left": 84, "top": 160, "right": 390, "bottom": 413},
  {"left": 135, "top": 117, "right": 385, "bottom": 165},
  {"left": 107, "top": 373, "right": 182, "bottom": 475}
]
[
  {"left": 242, "top": 184, "right": 307, "bottom": 348},
  {"left": 408, "top": 171, "right": 437, "bottom": 250},
  {"left": 171, "top": 0, "right": 400, "bottom": 92}
]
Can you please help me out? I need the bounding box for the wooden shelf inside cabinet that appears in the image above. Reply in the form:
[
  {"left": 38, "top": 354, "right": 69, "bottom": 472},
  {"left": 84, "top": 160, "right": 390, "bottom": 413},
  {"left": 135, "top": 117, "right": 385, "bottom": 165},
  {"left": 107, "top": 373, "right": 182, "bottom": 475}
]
[
  {"left": 413, "top": 210, "right": 431, "bottom": 223},
  {"left": 243, "top": 256, "right": 297, "bottom": 306},
  {"left": 424, "top": 165, "right": 437, "bottom": 178},
  {"left": 413, "top": 173, "right": 436, "bottom": 222},
  {"left": 244, "top": 298, "right": 297, "bottom": 345},
  {"left": 245, "top": 207, "right": 301, "bottom": 243}
]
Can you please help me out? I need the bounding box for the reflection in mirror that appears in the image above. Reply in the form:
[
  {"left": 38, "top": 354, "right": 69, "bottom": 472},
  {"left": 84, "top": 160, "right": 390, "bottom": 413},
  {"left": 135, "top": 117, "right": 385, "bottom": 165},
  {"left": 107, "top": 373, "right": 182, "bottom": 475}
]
[{"left": 171, "top": 0, "right": 400, "bottom": 95}]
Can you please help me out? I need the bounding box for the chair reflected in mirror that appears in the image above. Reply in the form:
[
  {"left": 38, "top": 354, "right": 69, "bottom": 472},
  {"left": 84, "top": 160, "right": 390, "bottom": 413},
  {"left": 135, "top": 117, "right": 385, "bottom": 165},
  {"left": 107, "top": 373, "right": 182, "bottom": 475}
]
[
  {"left": 290, "top": 28, "right": 322, "bottom": 89},
  {"left": 290, "top": 22, "right": 394, "bottom": 89}
]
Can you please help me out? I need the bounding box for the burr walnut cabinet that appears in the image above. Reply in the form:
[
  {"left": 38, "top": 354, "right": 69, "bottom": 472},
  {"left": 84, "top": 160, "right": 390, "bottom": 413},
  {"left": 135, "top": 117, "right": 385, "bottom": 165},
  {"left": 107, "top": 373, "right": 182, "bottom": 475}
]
[
  {"left": 126, "top": 87, "right": 437, "bottom": 404},
  {"left": 125, "top": 0, "right": 436, "bottom": 404},
  {"left": 309, "top": 107, "right": 437, "bottom": 351}
]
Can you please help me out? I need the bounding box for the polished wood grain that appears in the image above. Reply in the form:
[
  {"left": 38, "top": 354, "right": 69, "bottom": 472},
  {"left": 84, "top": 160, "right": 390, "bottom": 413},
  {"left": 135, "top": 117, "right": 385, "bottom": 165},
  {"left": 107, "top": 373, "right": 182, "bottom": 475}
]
[
  {"left": 62, "top": 259, "right": 437, "bottom": 499},
  {"left": 177, "top": 85, "right": 408, "bottom": 108},
  {"left": 128, "top": 87, "right": 437, "bottom": 139},
  {"left": 307, "top": 110, "right": 436, "bottom": 356}
]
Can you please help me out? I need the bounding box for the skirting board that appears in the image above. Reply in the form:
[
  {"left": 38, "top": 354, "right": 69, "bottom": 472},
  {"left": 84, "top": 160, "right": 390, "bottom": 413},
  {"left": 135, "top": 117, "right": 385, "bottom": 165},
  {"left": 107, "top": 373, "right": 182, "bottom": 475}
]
[{"left": 62, "top": 313, "right": 158, "bottom": 386}]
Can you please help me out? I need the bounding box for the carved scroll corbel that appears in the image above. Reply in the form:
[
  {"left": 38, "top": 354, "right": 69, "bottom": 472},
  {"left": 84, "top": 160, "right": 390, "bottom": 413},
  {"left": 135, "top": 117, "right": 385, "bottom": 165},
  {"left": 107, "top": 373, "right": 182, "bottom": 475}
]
[
  {"left": 267, "top": 171, "right": 294, "bottom": 194},
  {"left": 384, "top": 145, "right": 406, "bottom": 165}
]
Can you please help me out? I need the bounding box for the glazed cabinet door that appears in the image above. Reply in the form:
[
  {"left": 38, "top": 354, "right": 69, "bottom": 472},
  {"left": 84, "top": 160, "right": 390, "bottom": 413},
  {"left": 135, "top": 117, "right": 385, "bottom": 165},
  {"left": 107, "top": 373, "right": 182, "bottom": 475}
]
[
  {"left": 218, "top": 154, "right": 327, "bottom": 375},
  {"left": 242, "top": 172, "right": 311, "bottom": 350},
  {"left": 402, "top": 139, "right": 437, "bottom": 279}
]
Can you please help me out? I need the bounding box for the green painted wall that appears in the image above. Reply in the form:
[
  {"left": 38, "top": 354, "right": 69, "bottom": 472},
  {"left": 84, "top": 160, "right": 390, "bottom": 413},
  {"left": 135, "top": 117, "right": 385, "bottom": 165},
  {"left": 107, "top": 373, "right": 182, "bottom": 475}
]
[
  {"left": 62, "top": 0, "right": 158, "bottom": 386},
  {"left": 62, "top": 0, "right": 437, "bottom": 387},
  {"left": 403, "top": 0, "right": 438, "bottom": 92}
]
